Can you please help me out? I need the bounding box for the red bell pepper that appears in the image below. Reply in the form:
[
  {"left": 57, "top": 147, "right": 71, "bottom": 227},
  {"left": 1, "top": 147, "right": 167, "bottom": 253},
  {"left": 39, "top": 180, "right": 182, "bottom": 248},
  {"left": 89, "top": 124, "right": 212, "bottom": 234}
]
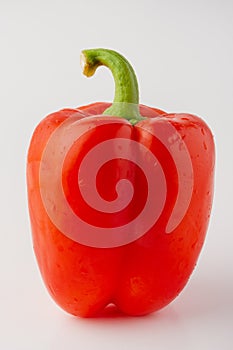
[{"left": 27, "top": 48, "right": 215, "bottom": 317}]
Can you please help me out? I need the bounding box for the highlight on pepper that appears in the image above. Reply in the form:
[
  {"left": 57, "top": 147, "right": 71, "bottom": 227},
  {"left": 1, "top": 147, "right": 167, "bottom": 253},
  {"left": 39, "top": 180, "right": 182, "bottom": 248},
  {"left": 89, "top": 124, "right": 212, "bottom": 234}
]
[{"left": 27, "top": 48, "right": 215, "bottom": 317}]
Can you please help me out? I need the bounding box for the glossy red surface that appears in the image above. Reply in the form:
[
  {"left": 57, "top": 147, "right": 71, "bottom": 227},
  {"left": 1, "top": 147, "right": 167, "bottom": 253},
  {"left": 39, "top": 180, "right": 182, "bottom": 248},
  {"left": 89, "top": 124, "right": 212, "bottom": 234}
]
[{"left": 27, "top": 103, "right": 215, "bottom": 317}]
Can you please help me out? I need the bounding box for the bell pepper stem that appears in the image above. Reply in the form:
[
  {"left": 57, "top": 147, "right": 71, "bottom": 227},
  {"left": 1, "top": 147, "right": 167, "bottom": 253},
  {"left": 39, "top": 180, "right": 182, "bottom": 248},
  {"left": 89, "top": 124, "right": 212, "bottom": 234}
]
[{"left": 81, "top": 48, "right": 144, "bottom": 124}]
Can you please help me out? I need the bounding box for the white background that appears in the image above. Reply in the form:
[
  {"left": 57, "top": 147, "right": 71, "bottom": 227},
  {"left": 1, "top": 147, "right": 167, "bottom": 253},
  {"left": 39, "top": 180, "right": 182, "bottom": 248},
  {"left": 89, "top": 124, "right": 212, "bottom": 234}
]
[{"left": 1, "top": 0, "right": 233, "bottom": 349}]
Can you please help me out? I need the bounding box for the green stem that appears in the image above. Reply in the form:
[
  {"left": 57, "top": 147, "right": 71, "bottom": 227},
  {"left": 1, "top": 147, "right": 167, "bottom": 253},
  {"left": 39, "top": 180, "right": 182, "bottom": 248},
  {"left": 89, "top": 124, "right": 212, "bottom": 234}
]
[{"left": 81, "top": 48, "right": 144, "bottom": 124}]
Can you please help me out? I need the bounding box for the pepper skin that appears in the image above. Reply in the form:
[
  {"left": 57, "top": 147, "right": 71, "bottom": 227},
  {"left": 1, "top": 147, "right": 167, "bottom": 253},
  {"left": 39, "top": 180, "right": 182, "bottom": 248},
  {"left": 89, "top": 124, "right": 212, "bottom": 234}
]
[{"left": 27, "top": 49, "right": 215, "bottom": 317}]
